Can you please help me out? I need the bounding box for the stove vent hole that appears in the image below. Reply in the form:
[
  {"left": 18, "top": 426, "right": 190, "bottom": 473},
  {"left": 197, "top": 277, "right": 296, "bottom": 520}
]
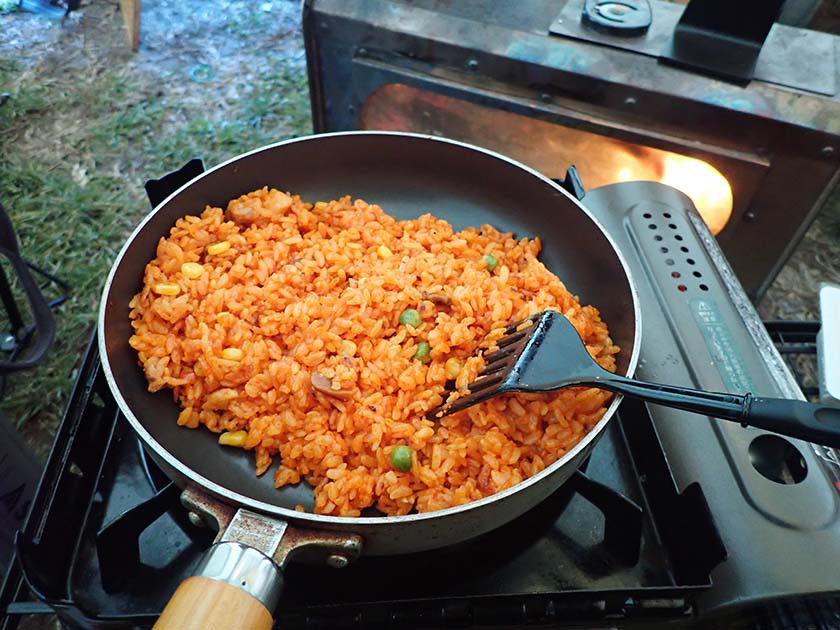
[
  {"left": 663, "top": 213, "right": 672, "bottom": 219},
  {"left": 699, "top": 284, "right": 709, "bottom": 291},
  {"left": 692, "top": 271, "right": 702, "bottom": 278},
  {"left": 749, "top": 435, "right": 807, "bottom": 484},
  {"left": 675, "top": 235, "right": 684, "bottom": 241},
  {"left": 643, "top": 212, "right": 652, "bottom": 218}
]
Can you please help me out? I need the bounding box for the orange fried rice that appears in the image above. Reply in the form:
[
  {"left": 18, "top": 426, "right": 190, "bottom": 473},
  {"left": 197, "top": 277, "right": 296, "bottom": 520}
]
[{"left": 128, "top": 188, "right": 619, "bottom": 517}]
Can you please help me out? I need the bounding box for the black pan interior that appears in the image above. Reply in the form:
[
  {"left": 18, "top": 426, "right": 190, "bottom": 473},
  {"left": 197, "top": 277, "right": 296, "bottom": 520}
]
[{"left": 102, "top": 134, "right": 637, "bottom": 511}]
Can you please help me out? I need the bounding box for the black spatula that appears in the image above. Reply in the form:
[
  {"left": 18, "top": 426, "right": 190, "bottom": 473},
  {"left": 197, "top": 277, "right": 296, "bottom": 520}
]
[{"left": 430, "top": 310, "right": 840, "bottom": 448}]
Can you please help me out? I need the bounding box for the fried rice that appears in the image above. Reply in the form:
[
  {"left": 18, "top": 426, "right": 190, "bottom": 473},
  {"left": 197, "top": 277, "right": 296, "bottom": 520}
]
[{"left": 128, "top": 188, "right": 619, "bottom": 517}]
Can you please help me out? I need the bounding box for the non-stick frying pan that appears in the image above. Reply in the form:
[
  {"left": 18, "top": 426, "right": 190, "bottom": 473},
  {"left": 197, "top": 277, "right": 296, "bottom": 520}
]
[{"left": 98, "top": 132, "right": 641, "bottom": 629}]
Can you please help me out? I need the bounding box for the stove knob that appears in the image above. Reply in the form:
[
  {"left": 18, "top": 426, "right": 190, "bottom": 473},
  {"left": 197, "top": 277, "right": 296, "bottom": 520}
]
[{"left": 582, "top": 0, "right": 652, "bottom": 36}]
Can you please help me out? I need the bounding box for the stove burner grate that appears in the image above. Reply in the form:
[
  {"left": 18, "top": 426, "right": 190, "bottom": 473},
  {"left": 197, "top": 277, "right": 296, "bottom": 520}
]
[{"left": 1, "top": 336, "right": 712, "bottom": 628}]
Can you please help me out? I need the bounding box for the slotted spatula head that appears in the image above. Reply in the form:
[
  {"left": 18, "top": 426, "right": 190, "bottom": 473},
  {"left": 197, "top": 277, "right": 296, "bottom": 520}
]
[{"left": 429, "top": 310, "right": 605, "bottom": 418}]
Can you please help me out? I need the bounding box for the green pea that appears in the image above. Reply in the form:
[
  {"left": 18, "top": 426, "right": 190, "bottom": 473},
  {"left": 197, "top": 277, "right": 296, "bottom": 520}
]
[
  {"left": 413, "top": 341, "right": 431, "bottom": 363},
  {"left": 391, "top": 445, "right": 413, "bottom": 472},
  {"left": 399, "top": 308, "right": 422, "bottom": 327},
  {"left": 483, "top": 254, "right": 498, "bottom": 271}
]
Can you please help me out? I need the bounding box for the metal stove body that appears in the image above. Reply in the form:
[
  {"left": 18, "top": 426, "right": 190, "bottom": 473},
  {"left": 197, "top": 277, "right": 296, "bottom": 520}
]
[
  {"left": 587, "top": 182, "right": 840, "bottom": 619},
  {"left": 3, "top": 177, "right": 840, "bottom": 628}
]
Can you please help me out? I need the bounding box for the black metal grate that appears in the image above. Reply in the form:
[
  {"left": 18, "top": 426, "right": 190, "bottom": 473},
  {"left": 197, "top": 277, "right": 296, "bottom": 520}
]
[
  {"left": 0, "top": 338, "right": 714, "bottom": 629},
  {"left": 763, "top": 320, "right": 821, "bottom": 399}
]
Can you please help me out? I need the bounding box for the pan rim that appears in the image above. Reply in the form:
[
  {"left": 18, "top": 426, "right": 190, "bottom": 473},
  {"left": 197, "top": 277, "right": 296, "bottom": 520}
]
[{"left": 98, "top": 130, "right": 642, "bottom": 527}]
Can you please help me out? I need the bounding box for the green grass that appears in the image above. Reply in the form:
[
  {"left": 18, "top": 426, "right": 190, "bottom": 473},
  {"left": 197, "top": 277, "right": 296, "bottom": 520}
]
[{"left": 0, "top": 56, "right": 310, "bottom": 437}]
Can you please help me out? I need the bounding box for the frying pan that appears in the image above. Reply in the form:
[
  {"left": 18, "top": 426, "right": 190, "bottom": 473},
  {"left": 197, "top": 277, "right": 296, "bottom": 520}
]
[{"left": 98, "top": 131, "right": 641, "bottom": 629}]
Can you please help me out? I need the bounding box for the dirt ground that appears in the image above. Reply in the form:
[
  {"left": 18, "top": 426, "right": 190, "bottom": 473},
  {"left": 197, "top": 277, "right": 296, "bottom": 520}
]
[{"left": 760, "top": 187, "right": 840, "bottom": 320}]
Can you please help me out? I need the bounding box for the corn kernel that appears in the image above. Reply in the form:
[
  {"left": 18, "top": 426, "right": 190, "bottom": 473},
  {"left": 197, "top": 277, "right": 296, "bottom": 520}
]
[
  {"left": 339, "top": 339, "right": 357, "bottom": 357},
  {"left": 377, "top": 245, "right": 393, "bottom": 259},
  {"left": 218, "top": 430, "right": 247, "bottom": 447},
  {"left": 315, "top": 201, "right": 328, "bottom": 209},
  {"left": 207, "top": 240, "right": 231, "bottom": 255},
  {"left": 181, "top": 262, "right": 205, "bottom": 279},
  {"left": 221, "top": 347, "right": 244, "bottom": 361},
  {"left": 194, "top": 364, "right": 205, "bottom": 377},
  {"left": 153, "top": 282, "right": 180, "bottom": 296},
  {"left": 445, "top": 357, "right": 462, "bottom": 379}
]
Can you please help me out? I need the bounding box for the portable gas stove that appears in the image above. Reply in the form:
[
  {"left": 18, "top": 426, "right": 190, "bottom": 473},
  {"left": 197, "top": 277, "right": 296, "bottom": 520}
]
[{"left": 2, "top": 168, "right": 840, "bottom": 629}]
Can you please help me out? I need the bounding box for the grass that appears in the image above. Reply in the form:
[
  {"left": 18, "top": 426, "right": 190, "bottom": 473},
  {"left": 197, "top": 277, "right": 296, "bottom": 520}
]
[{"left": 0, "top": 54, "right": 310, "bottom": 443}]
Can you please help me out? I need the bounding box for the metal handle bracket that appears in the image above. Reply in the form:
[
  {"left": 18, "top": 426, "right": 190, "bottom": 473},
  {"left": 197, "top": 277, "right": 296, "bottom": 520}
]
[{"left": 180, "top": 487, "right": 363, "bottom": 569}]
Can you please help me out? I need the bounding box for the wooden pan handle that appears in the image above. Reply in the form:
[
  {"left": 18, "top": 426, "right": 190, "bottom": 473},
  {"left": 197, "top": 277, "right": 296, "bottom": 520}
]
[
  {"left": 154, "top": 576, "right": 273, "bottom": 630},
  {"left": 153, "top": 542, "right": 283, "bottom": 630}
]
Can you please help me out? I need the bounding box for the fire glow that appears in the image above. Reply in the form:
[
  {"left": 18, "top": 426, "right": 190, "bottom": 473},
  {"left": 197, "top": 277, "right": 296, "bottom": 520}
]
[
  {"left": 361, "top": 84, "right": 734, "bottom": 235},
  {"left": 617, "top": 154, "right": 733, "bottom": 235}
]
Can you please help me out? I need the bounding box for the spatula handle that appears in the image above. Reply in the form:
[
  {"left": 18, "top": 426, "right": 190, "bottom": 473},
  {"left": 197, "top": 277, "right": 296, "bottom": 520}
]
[
  {"left": 743, "top": 398, "right": 840, "bottom": 448},
  {"left": 597, "top": 374, "right": 840, "bottom": 447},
  {"left": 596, "top": 373, "right": 745, "bottom": 418}
]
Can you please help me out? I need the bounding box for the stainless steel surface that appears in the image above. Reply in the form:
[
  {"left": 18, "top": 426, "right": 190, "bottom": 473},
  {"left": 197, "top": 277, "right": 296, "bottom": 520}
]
[
  {"left": 687, "top": 211, "right": 804, "bottom": 401},
  {"left": 576, "top": 180, "right": 840, "bottom": 619},
  {"left": 683, "top": 209, "right": 840, "bottom": 609},
  {"left": 273, "top": 526, "right": 362, "bottom": 568},
  {"left": 689, "top": 211, "right": 840, "bottom": 476},
  {"left": 98, "top": 131, "right": 641, "bottom": 556},
  {"left": 193, "top": 542, "right": 283, "bottom": 611},
  {"left": 219, "top": 509, "right": 289, "bottom": 558},
  {"left": 183, "top": 486, "right": 363, "bottom": 567},
  {"left": 551, "top": 0, "right": 836, "bottom": 96},
  {"left": 819, "top": 283, "right": 840, "bottom": 406}
]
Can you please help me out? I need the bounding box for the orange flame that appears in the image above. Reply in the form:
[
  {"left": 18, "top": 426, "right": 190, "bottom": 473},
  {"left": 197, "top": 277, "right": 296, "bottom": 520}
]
[
  {"left": 614, "top": 154, "right": 732, "bottom": 235},
  {"left": 659, "top": 156, "right": 732, "bottom": 235}
]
